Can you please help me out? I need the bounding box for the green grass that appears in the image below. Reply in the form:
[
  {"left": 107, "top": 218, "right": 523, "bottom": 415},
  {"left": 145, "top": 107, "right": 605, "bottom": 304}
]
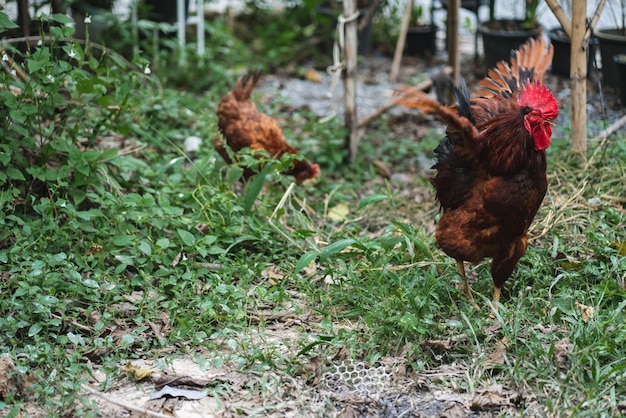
[{"left": 0, "top": 9, "right": 625, "bottom": 418}]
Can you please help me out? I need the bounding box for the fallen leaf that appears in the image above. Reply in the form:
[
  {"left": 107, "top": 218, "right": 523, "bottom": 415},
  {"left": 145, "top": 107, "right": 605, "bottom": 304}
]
[
  {"left": 0, "top": 355, "right": 23, "bottom": 399},
  {"left": 171, "top": 251, "right": 182, "bottom": 267},
  {"left": 332, "top": 346, "right": 349, "bottom": 361},
  {"left": 483, "top": 337, "right": 510, "bottom": 368},
  {"left": 261, "top": 264, "right": 285, "bottom": 285},
  {"left": 338, "top": 405, "right": 359, "bottom": 418},
  {"left": 421, "top": 339, "right": 452, "bottom": 350},
  {"left": 124, "top": 362, "right": 154, "bottom": 381},
  {"left": 553, "top": 337, "right": 572, "bottom": 370},
  {"left": 575, "top": 301, "right": 595, "bottom": 323},
  {"left": 372, "top": 160, "right": 391, "bottom": 179},
  {"left": 303, "top": 68, "right": 322, "bottom": 83},
  {"left": 471, "top": 385, "right": 511, "bottom": 410},
  {"left": 150, "top": 384, "right": 208, "bottom": 400},
  {"left": 441, "top": 403, "right": 467, "bottom": 418},
  {"left": 327, "top": 203, "right": 350, "bottom": 222}
]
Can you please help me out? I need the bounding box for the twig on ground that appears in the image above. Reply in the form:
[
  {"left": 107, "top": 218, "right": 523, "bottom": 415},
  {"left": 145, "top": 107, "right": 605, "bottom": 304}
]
[{"left": 81, "top": 384, "right": 172, "bottom": 418}]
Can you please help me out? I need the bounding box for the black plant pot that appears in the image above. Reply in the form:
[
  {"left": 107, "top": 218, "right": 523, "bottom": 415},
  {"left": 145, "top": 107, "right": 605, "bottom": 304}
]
[
  {"left": 548, "top": 27, "right": 599, "bottom": 78},
  {"left": 478, "top": 20, "right": 540, "bottom": 70},
  {"left": 143, "top": 0, "right": 189, "bottom": 23},
  {"left": 405, "top": 25, "right": 437, "bottom": 57},
  {"left": 614, "top": 54, "right": 626, "bottom": 104},
  {"left": 596, "top": 28, "right": 626, "bottom": 89}
]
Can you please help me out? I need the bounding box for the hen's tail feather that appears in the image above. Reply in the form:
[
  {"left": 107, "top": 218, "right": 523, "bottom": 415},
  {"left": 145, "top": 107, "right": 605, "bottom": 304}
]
[
  {"left": 454, "top": 78, "right": 474, "bottom": 125},
  {"left": 394, "top": 86, "right": 482, "bottom": 144},
  {"left": 475, "top": 37, "right": 553, "bottom": 99},
  {"left": 392, "top": 86, "right": 443, "bottom": 114},
  {"left": 233, "top": 70, "right": 263, "bottom": 102}
]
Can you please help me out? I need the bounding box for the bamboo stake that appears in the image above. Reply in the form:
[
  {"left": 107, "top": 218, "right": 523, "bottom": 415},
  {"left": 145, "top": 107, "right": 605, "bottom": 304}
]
[
  {"left": 343, "top": 0, "right": 359, "bottom": 163},
  {"left": 545, "top": 0, "right": 606, "bottom": 42},
  {"left": 390, "top": 0, "right": 413, "bottom": 82},
  {"left": 447, "top": 0, "right": 460, "bottom": 104},
  {"left": 570, "top": 0, "right": 587, "bottom": 157},
  {"left": 544, "top": 0, "right": 571, "bottom": 37},
  {"left": 545, "top": 0, "right": 606, "bottom": 157},
  {"left": 589, "top": 114, "right": 626, "bottom": 142}
]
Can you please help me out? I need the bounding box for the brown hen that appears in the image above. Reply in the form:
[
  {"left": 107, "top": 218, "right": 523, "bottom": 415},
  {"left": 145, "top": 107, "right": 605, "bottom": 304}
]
[
  {"left": 214, "top": 71, "right": 320, "bottom": 182},
  {"left": 394, "top": 38, "right": 559, "bottom": 310}
]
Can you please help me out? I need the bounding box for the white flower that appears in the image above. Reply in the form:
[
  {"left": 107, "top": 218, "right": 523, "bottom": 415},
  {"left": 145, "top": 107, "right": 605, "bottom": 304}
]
[
  {"left": 47, "top": 74, "right": 55, "bottom": 82},
  {"left": 84, "top": 15, "right": 92, "bottom": 24},
  {"left": 144, "top": 66, "right": 151, "bottom": 75},
  {"left": 10, "top": 69, "right": 16, "bottom": 76},
  {"left": 68, "top": 49, "right": 77, "bottom": 59},
  {"left": 2, "top": 54, "right": 8, "bottom": 62},
  {"left": 37, "top": 39, "right": 43, "bottom": 46}
]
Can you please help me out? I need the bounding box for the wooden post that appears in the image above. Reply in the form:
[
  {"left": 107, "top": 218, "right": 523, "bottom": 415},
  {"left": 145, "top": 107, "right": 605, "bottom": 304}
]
[
  {"left": 570, "top": 0, "right": 586, "bottom": 157},
  {"left": 390, "top": 0, "right": 412, "bottom": 82},
  {"left": 343, "top": 0, "right": 359, "bottom": 163},
  {"left": 545, "top": 0, "right": 606, "bottom": 156},
  {"left": 447, "top": 0, "right": 461, "bottom": 97}
]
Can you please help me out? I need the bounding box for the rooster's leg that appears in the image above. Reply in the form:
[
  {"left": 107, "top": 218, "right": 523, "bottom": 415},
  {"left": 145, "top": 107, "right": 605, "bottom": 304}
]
[
  {"left": 492, "top": 286, "right": 501, "bottom": 311},
  {"left": 456, "top": 260, "right": 480, "bottom": 311}
]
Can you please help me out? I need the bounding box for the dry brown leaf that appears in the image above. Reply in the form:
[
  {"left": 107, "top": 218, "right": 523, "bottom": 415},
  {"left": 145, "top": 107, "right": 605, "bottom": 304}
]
[
  {"left": 421, "top": 339, "right": 452, "bottom": 350},
  {"left": 124, "top": 362, "right": 154, "bottom": 381},
  {"left": 303, "top": 68, "right": 322, "bottom": 83},
  {"left": 0, "top": 356, "right": 23, "bottom": 399},
  {"left": 327, "top": 203, "right": 350, "bottom": 222},
  {"left": 441, "top": 403, "right": 468, "bottom": 418},
  {"left": 305, "top": 355, "right": 324, "bottom": 386},
  {"left": 171, "top": 251, "right": 182, "bottom": 267},
  {"left": 262, "top": 265, "right": 286, "bottom": 285},
  {"left": 372, "top": 160, "right": 391, "bottom": 179},
  {"left": 470, "top": 385, "right": 511, "bottom": 410},
  {"left": 484, "top": 337, "right": 510, "bottom": 368},
  {"left": 338, "top": 405, "right": 359, "bottom": 418},
  {"left": 575, "top": 301, "right": 595, "bottom": 323},
  {"left": 332, "top": 346, "right": 349, "bottom": 361},
  {"left": 553, "top": 337, "right": 572, "bottom": 370}
]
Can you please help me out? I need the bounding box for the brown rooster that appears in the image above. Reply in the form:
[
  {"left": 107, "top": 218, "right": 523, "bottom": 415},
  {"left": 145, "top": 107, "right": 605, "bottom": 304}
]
[
  {"left": 213, "top": 71, "right": 320, "bottom": 182},
  {"left": 394, "top": 38, "right": 559, "bottom": 310}
]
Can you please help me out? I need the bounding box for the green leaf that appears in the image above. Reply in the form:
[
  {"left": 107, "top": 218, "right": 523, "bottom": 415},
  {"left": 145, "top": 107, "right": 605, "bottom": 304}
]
[
  {"left": 0, "top": 13, "right": 19, "bottom": 30},
  {"left": 113, "top": 235, "right": 135, "bottom": 246},
  {"left": 243, "top": 163, "right": 274, "bottom": 214},
  {"left": 226, "top": 166, "right": 244, "bottom": 185},
  {"left": 320, "top": 238, "right": 357, "bottom": 262},
  {"left": 295, "top": 251, "right": 318, "bottom": 274},
  {"left": 75, "top": 209, "right": 104, "bottom": 220},
  {"left": 99, "top": 147, "right": 119, "bottom": 161},
  {"left": 28, "top": 323, "right": 43, "bottom": 337},
  {"left": 51, "top": 13, "right": 75, "bottom": 24},
  {"left": 27, "top": 58, "right": 45, "bottom": 73},
  {"left": 357, "top": 194, "right": 388, "bottom": 210},
  {"left": 6, "top": 167, "right": 25, "bottom": 180},
  {"left": 156, "top": 238, "right": 170, "bottom": 249},
  {"left": 138, "top": 240, "right": 152, "bottom": 256},
  {"left": 177, "top": 229, "right": 196, "bottom": 246}
]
